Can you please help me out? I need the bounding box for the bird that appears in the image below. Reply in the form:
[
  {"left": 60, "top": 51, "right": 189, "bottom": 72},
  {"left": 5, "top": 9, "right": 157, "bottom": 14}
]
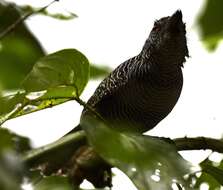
[
  {"left": 78, "top": 10, "right": 189, "bottom": 133},
  {"left": 54, "top": 10, "right": 189, "bottom": 188}
]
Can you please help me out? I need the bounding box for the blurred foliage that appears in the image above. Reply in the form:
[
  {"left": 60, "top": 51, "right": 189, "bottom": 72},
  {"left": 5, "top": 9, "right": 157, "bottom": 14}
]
[
  {"left": 90, "top": 65, "right": 111, "bottom": 79},
  {"left": 0, "top": 128, "right": 31, "bottom": 190},
  {"left": 198, "top": 0, "right": 223, "bottom": 51},
  {"left": 81, "top": 116, "right": 191, "bottom": 190},
  {"left": 20, "top": 5, "right": 78, "bottom": 20},
  {"left": 0, "top": 1, "right": 45, "bottom": 91},
  {"left": 0, "top": 128, "right": 31, "bottom": 154}
]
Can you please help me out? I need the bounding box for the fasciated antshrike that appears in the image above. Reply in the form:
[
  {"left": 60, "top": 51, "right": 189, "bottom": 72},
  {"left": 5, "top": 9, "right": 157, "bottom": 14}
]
[
  {"left": 62, "top": 10, "right": 189, "bottom": 187},
  {"left": 77, "top": 10, "right": 189, "bottom": 133}
]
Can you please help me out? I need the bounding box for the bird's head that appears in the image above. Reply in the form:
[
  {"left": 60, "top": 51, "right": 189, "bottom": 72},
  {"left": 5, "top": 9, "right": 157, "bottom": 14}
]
[{"left": 143, "top": 10, "right": 189, "bottom": 66}]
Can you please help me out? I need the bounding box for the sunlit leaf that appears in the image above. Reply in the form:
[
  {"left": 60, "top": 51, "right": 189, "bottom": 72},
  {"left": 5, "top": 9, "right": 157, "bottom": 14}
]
[
  {"left": 81, "top": 116, "right": 191, "bottom": 190},
  {"left": 22, "top": 49, "right": 89, "bottom": 97},
  {"left": 0, "top": 1, "right": 45, "bottom": 90},
  {"left": 197, "top": 0, "right": 223, "bottom": 51},
  {"left": 90, "top": 64, "right": 111, "bottom": 79}
]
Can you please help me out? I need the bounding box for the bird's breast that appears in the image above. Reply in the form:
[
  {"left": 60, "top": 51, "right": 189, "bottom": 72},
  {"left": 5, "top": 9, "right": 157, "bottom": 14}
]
[{"left": 103, "top": 68, "right": 183, "bottom": 132}]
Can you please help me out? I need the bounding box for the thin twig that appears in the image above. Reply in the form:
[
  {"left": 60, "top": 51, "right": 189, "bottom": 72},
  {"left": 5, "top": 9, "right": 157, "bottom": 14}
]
[
  {"left": 0, "top": 0, "right": 59, "bottom": 40},
  {"left": 73, "top": 97, "right": 104, "bottom": 121}
]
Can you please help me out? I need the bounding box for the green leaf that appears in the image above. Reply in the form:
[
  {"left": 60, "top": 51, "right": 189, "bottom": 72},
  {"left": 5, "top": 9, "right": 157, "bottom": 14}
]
[
  {"left": 0, "top": 48, "right": 89, "bottom": 121},
  {"left": 22, "top": 49, "right": 89, "bottom": 97},
  {"left": 90, "top": 64, "right": 111, "bottom": 79},
  {"left": 81, "top": 116, "right": 191, "bottom": 190},
  {"left": 197, "top": 0, "right": 223, "bottom": 51},
  {"left": 34, "top": 176, "right": 74, "bottom": 190},
  {"left": 0, "top": 1, "right": 45, "bottom": 91},
  {"left": 15, "top": 86, "right": 76, "bottom": 117}
]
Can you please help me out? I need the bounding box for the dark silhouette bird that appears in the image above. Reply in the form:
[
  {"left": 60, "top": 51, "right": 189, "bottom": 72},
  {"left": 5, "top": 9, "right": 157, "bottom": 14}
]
[
  {"left": 79, "top": 10, "right": 188, "bottom": 133},
  {"left": 50, "top": 10, "right": 189, "bottom": 188}
]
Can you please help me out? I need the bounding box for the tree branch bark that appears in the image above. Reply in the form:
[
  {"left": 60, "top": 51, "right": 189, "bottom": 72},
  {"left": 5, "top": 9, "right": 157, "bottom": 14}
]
[
  {"left": 22, "top": 131, "right": 223, "bottom": 168},
  {"left": 22, "top": 130, "right": 86, "bottom": 167},
  {"left": 174, "top": 137, "right": 223, "bottom": 153}
]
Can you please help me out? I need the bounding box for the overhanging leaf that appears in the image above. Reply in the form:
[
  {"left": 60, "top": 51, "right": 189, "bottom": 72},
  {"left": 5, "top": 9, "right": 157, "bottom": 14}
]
[
  {"left": 22, "top": 49, "right": 89, "bottom": 97},
  {"left": 81, "top": 116, "right": 191, "bottom": 190},
  {"left": 0, "top": 1, "right": 45, "bottom": 90}
]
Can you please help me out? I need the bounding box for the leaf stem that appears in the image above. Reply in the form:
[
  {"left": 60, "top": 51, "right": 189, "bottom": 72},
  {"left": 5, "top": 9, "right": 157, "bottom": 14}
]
[{"left": 73, "top": 97, "right": 104, "bottom": 121}]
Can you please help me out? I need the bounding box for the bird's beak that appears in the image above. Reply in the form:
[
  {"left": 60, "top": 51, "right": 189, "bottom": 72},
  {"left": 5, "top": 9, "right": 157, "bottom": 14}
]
[{"left": 168, "top": 10, "right": 183, "bottom": 32}]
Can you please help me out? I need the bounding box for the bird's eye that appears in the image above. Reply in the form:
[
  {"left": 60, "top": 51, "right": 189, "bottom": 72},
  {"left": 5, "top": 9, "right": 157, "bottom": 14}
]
[{"left": 153, "top": 22, "right": 160, "bottom": 32}]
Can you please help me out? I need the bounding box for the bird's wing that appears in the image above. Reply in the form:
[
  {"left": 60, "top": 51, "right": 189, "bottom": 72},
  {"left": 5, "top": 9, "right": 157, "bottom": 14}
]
[{"left": 87, "top": 56, "right": 139, "bottom": 108}]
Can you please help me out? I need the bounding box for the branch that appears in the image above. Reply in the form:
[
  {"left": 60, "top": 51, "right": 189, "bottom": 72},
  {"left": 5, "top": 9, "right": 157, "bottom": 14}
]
[
  {"left": 22, "top": 130, "right": 86, "bottom": 167},
  {"left": 22, "top": 132, "right": 223, "bottom": 168},
  {"left": 0, "top": 0, "right": 58, "bottom": 40},
  {"left": 174, "top": 137, "right": 223, "bottom": 153}
]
